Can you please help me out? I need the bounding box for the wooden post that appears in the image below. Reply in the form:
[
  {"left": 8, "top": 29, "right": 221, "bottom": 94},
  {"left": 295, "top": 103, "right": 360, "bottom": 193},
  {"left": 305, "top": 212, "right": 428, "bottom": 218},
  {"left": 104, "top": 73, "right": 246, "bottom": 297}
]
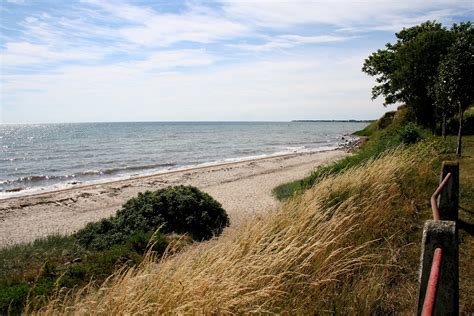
[
  {"left": 417, "top": 220, "right": 458, "bottom": 315},
  {"left": 438, "top": 161, "right": 459, "bottom": 221}
]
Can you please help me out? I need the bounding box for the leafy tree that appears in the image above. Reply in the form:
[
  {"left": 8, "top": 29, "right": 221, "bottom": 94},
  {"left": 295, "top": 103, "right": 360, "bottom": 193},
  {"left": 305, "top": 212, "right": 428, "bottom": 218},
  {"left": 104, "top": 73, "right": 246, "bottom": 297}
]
[
  {"left": 434, "top": 22, "right": 474, "bottom": 155},
  {"left": 362, "top": 21, "right": 454, "bottom": 130}
]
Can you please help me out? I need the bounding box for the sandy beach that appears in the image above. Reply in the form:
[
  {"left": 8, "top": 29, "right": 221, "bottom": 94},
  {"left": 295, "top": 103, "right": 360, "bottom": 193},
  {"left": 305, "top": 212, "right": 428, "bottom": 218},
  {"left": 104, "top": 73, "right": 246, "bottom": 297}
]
[{"left": 0, "top": 150, "right": 347, "bottom": 248}]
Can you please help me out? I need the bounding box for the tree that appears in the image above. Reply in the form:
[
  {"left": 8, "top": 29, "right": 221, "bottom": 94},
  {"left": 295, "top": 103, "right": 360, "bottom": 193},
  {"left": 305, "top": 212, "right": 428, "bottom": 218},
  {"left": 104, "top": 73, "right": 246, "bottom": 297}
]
[
  {"left": 362, "top": 21, "right": 454, "bottom": 130},
  {"left": 434, "top": 22, "right": 474, "bottom": 155}
]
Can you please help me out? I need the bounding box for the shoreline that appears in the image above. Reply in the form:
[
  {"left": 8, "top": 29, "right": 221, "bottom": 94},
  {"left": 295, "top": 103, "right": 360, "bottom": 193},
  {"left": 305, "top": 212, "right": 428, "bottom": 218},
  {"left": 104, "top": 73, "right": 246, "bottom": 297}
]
[
  {"left": 1, "top": 147, "right": 339, "bottom": 201},
  {"left": 0, "top": 150, "right": 348, "bottom": 247}
]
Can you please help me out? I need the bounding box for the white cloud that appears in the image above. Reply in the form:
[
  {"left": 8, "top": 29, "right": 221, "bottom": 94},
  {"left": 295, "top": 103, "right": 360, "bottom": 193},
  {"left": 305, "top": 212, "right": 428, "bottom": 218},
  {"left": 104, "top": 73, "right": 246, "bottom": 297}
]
[
  {"left": 118, "top": 14, "right": 248, "bottom": 46},
  {"left": 133, "top": 49, "right": 215, "bottom": 70},
  {"left": 2, "top": 51, "right": 396, "bottom": 123},
  {"left": 6, "top": 0, "right": 25, "bottom": 4},
  {"left": 231, "top": 34, "right": 352, "bottom": 51},
  {"left": 1, "top": 0, "right": 468, "bottom": 123},
  {"left": 221, "top": 0, "right": 473, "bottom": 30},
  {"left": 80, "top": 0, "right": 250, "bottom": 46},
  {"left": 1, "top": 42, "right": 104, "bottom": 67}
]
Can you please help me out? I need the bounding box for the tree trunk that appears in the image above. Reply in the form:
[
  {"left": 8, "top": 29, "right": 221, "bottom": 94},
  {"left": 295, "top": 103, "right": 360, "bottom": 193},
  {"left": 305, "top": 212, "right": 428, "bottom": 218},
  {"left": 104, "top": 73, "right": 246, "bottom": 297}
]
[
  {"left": 442, "top": 112, "right": 446, "bottom": 139},
  {"left": 456, "top": 104, "right": 463, "bottom": 157}
]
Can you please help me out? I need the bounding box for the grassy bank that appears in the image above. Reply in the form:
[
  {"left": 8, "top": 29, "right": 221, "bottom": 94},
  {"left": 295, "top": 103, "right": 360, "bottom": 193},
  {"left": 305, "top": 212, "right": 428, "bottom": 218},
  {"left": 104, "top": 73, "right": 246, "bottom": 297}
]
[
  {"left": 273, "top": 111, "right": 428, "bottom": 200},
  {"left": 39, "top": 136, "right": 467, "bottom": 314},
  {"left": 3, "top": 119, "right": 473, "bottom": 313}
]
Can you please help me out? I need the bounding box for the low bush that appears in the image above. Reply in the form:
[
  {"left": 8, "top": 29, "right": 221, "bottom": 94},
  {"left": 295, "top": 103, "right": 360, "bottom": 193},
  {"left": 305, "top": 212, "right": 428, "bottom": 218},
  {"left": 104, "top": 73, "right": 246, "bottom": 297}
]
[
  {"left": 76, "top": 185, "right": 229, "bottom": 250},
  {"left": 399, "top": 122, "right": 423, "bottom": 144}
]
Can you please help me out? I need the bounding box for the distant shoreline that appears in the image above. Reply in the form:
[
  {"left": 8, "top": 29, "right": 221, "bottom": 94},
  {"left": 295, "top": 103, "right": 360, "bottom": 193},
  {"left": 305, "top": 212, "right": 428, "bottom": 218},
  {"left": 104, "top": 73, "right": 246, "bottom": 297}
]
[{"left": 291, "top": 119, "right": 375, "bottom": 123}]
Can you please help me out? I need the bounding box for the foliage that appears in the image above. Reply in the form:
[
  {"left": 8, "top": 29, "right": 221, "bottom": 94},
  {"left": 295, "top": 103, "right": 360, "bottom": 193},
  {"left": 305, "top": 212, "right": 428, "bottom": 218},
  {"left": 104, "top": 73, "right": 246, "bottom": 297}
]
[
  {"left": 443, "top": 111, "right": 474, "bottom": 135},
  {"left": 41, "top": 139, "right": 466, "bottom": 314},
  {"left": 362, "top": 21, "right": 455, "bottom": 129},
  {"left": 434, "top": 22, "right": 474, "bottom": 154},
  {"left": 0, "top": 232, "right": 168, "bottom": 315},
  {"left": 434, "top": 22, "right": 474, "bottom": 114},
  {"left": 352, "top": 120, "right": 377, "bottom": 136},
  {"left": 76, "top": 185, "right": 229, "bottom": 250},
  {"left": 0, "top": 282, "right": 29, "bottom": 315},
  {"left": 399, "top": 122, "right": 423, "bottom": 144}
]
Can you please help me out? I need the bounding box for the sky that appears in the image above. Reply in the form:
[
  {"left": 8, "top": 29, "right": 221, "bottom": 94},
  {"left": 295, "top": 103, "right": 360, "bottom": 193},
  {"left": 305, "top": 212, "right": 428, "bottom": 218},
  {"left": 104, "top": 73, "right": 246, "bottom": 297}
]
[{"left": 0, "top": 0, "right": 472, "bottom": 123}]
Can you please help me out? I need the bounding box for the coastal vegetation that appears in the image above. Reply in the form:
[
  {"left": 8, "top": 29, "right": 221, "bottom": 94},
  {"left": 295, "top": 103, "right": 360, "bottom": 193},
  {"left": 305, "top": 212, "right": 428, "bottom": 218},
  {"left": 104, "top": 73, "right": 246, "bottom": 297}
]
[
  {"left": 3, "top": 117, "right": 472, "bottom": 314},
  {"left": 362, "top": 21, "right": 473, "bottom": 154},
  {"left": 36, "top": 130, "right": 474, "bottom": 314},
  {"left": 0, "top": 186, "right": 228, "bottom": 314},
  {"left": 0, "top": 20, "right": 472, "bottom": 314},
  {"left": 76, "top": 185, "right": 229, "bottom": 250},
  {"left": 273, "top": 106, "right": 428, "bottom": 200}
]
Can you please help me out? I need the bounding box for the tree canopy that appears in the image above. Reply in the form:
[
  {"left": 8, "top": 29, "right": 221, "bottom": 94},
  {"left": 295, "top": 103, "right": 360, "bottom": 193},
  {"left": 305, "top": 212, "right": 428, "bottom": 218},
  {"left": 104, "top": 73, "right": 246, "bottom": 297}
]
[
  {"left": 434, "top": 23, "right": 474, "bottom": 118},
  {"left": 362, "top": 21, "right": 472, "bottom": 129}
]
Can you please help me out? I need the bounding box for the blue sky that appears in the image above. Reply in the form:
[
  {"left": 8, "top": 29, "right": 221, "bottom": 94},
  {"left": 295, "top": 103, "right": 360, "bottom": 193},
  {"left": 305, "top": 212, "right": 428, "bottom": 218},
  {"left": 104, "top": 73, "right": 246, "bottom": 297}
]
[{"left": 0, "top": 0, "right": 472, "bottom": 123}]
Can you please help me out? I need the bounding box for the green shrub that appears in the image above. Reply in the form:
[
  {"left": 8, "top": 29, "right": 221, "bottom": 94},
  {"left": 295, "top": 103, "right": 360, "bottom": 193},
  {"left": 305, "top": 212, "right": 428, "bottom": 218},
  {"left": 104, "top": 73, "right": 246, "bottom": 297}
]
[
  {"left": 0, "top": 282, "right": 29, "bottom": 315},
  {"left": 399, "top": 122, "right": 422, "bottom": 144},
  {"left": 76, "top": 186, "right": 229, "bottom": 250}
]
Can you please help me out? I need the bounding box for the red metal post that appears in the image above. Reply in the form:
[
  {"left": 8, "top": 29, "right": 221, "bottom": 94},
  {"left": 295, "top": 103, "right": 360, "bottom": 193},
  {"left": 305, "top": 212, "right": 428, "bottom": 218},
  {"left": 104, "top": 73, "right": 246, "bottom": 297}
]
[
  {"left": 421, "top": 248, "right": 443, "bottom": 316},
  {"left": 431, "top": 173, "right": 452, "bottom": 221}
]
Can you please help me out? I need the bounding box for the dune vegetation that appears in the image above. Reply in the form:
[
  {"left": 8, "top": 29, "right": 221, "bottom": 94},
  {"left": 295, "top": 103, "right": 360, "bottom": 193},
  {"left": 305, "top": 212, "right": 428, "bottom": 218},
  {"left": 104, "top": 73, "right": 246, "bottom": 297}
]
[
  {"left": 1, "top": 107, "right": 472, "bottom": 314},
  {"left": 37, "top": 134, "right": 461, "bottom": 314}
]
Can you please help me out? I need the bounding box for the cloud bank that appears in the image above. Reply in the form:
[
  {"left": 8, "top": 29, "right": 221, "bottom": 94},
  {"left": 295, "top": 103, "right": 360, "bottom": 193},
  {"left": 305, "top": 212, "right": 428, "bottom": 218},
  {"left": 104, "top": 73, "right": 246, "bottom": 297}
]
[{"left": 1, "top": 0, "right": 472, "bottom": 123}]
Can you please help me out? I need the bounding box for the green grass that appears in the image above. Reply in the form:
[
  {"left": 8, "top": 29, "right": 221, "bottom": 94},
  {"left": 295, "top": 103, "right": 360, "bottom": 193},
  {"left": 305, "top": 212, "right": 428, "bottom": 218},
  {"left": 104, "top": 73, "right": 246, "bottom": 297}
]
[
  {"left": 0, "top": 235, "right": 79, "bottom": 314},
  {"left": 0, "top": 231, "right": 169, "bottom": 314},
  {"left": 458, "top": 135, "right": 474, "bottom": 311},
  {"left": 273, "top": 119, "right": 430, "bottom": 200},
  {"left": 352, "top": 119, "right": 378, "bottom": 136}
]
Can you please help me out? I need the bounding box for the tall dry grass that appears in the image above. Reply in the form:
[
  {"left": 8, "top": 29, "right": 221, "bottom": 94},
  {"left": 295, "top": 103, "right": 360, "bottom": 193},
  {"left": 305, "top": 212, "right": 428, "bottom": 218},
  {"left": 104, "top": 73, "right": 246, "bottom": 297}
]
[{"left": 38, "top": 145, "right": 438, "bottom": 314}]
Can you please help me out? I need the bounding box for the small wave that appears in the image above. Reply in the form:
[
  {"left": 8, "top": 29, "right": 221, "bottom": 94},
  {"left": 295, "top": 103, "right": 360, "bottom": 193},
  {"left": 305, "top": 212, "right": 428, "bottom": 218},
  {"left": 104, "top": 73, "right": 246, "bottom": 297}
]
[
  {"left": 1, "top": 174, "right": 75, "bottom": 187},
  {"left": 284, "top": 146, "right": 307, "bottom": 152},
  {"left": 80, "top": 170, "right": 103, "bottom": 176},
  {"left": 102, "top": 163, "right": 176, "bottom": 175}
]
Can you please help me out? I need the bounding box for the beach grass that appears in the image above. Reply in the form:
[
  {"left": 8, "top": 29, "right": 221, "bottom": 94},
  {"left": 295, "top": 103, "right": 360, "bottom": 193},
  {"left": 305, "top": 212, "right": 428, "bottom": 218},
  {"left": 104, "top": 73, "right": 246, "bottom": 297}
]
[
  {"left": 37, "top": 138, "right": 457, "bottom": 314},
  {"left": 1, "top": 127, "right": 472, "bottom": 313},
  {"left": 273, "top": 116, "right": 427, "bottom": 201}
]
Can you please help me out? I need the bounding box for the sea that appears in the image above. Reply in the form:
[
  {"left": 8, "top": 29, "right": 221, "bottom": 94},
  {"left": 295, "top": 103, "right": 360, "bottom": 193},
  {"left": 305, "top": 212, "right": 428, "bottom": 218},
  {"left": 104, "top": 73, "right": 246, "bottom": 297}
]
[{"left": 0, "top": 121, "right": 368, "bottom": 198}]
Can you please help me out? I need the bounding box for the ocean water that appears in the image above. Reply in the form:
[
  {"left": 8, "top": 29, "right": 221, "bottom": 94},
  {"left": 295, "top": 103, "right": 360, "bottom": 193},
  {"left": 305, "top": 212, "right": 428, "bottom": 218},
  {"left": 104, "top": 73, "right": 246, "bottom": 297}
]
[{"left": 0, "top": 121, "right": 367, "bottom": 198}]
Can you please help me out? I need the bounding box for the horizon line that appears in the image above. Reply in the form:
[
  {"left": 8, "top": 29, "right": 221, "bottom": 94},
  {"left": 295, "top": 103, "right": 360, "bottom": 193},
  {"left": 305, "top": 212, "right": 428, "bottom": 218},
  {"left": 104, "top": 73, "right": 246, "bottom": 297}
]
[{"left": 0, "top": 119, "right": 376, "bottom": 125}]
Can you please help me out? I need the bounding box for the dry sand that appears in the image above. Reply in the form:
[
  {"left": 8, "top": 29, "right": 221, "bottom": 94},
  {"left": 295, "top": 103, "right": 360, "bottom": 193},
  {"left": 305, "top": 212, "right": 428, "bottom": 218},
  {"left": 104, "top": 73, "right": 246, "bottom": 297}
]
[{"left": 0, "top": 150, "right": 347, "bottom": 248}]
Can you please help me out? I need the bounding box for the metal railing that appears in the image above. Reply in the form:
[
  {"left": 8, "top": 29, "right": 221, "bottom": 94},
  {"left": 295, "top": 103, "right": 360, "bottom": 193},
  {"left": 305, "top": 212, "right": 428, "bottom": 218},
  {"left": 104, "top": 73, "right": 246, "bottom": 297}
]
[
  {"left": 417, "top": 162, "right": 459, "bottom": 316},
  {"left": 430, "top": 172, "right": 452, "bottom": 221}
]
